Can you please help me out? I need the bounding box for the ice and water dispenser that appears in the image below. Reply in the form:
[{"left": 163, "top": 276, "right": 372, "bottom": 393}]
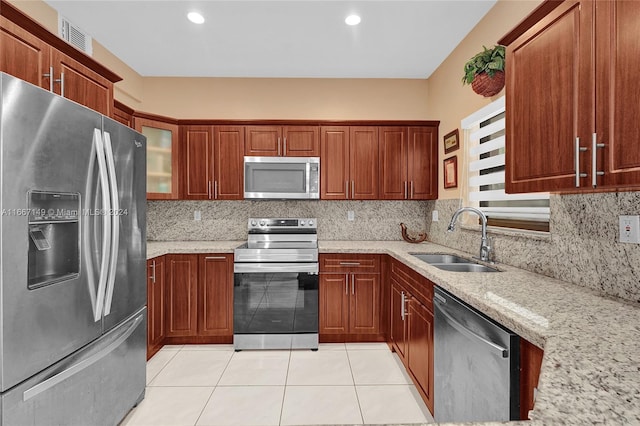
[{"left": 28, "top": 191, "right": 80, "bottom": 289}]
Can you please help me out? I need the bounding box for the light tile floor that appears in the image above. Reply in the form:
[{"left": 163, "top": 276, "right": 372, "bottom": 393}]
[{"left": 120, "top": 343, "right": 434, "bottom": 426}]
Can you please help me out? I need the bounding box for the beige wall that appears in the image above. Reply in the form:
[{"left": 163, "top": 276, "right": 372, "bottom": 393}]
[{"left": 426, "top": 0, "right": 543, "bottom": 199}]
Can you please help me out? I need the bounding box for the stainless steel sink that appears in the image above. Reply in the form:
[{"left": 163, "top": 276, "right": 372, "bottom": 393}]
[
  {"left": 410, "top": 253, "right": 500, "bottom": 272},
  {"left": 410, "top": 253, "right": 471, "bottom": 264},
  {"left": 431, "top": 263, "right": 499, "bottom": 273}
]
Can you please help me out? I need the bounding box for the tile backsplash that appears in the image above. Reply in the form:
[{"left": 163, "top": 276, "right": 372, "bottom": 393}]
[
  {"left": 147, "top": 200, "right": 432, "bottom": 241},
  {"left": 427, "top": 193, "right": 640, "bottom": 304}
]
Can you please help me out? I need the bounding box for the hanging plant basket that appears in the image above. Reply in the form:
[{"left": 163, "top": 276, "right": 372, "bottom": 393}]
[{"left": 471, "top": 70, "right": 505, "bottom": 97}]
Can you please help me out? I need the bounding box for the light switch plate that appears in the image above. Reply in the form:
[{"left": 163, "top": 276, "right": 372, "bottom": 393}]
[
  {"left": 619, "top": 215, "right": 640, "bottom": 243},
  {"left": 194, "top": 210, "right": 202, "bottom": 221},
  {"left": 347, "top": 211, "right": 355, "bottom": 221}
]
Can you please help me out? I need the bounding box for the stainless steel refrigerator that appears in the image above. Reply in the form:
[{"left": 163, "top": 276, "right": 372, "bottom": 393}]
[{"left": 0, "top": 73, "right": 147, "bottom": 425}]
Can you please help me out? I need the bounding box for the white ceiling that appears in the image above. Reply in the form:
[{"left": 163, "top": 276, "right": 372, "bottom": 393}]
[{"left": 44, "top": 1, "right": 497, "bottom": 79}]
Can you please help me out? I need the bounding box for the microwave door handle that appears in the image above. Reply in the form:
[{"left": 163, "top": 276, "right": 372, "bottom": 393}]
[
  {"left": 102, "top": 131, "right": 119, "bottom": 316},
  {"left": 92, "top": 129, "right": 111, "bottom": 323}
]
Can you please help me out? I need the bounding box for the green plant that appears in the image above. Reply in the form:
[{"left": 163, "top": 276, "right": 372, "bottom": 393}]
[{"left": 462, "top": 45, "right": 505, "bottom": 85}]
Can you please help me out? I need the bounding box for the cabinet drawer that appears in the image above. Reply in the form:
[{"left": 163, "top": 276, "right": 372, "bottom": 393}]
[
  {"left": 390, "top": 259, "right": 433, "bottom": 310},
  {"left": 320, "top": 254, "right": 380, "bottom": 273}
]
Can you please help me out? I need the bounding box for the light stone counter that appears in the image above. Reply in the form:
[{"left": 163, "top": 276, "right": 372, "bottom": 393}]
[{"left": 147, "top": 240, "right": 640, "bottom": 425}]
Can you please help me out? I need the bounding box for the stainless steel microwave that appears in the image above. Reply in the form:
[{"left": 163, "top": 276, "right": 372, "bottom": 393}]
[{"left": 244, "top": 156, "right": 320, "bottom": 199}]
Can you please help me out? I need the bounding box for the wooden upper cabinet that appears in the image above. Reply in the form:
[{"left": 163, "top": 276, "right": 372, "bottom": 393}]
[
  {"left": 320, "top": 126, "right": 350, "bottom": 199},
  {"left": 408, "top": 126, "right": 438, "bottom": 199},
  {"left": 51, "top": 49, "right": 113, "bottom": 116},
  {"left": 595, "top": 0, "right": 640, "bottom": 188},
  {"left": 379, "top": 127, "right": 408, "bottom": 200},
  {"left": 350, "top": 127, "right": 379, "bottom": 199},
  {"left": 245, "top": 125, "right": 319, "bottom": 157},
  {"left": 504, "top": 0, "right": 593, "bottom": 193},
  {"left": 135, "top": 116, "right": 180, "bottom": 200},
  {"left": 0, "top": 16, "right": 50, "bottom": 88},
  {"left": 113, "top": 100, "right": 134, "bottom": 128},
  {"left": 183, "top": 125, "right": 244, "bottom": 200},
  {"left": 0, "top": 3, "right": 120, "bottom": 115}
]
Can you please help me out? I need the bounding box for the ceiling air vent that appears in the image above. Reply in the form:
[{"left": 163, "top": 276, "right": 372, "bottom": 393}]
[{"left": 58, "top": 15, "right": 93, "bottom": 56}]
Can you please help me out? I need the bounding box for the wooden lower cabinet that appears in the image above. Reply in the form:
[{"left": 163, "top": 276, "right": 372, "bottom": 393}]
[
  {"left": 163, "top": 253, "right": 234, "bottom": 345},
  {"left": 319, "top": 254, "right": 382, "bottom": 342},
  {"left": 406, "top": 297, "right": 434, "bottom": 414},
  {"left": 520, "top": 339, "right": 544, "bottom": 420},
  {"left": 147, "top": 256, "right": 165, "bottom": 359},
  {"left": 390, "top": 280, "right": 408, "bottom": 362}
]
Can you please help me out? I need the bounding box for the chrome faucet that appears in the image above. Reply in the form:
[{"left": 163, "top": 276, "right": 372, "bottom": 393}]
[{"left": 447, "top": 207, "right": 492, "bottom": 262}]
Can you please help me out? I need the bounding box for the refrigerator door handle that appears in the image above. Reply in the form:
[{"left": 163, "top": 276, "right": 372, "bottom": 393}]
[
  {"left": 93, "top": 128, "right": 111, "bottom": 322},
  {"left": 102, "top": 131, "right": 119, "bottom": 316},
  {"left": 22, "top": 314, "right": 144, "bottom": 402}
]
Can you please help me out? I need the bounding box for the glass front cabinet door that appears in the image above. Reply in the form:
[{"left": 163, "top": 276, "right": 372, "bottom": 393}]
[{"left": 134, "top": 117, "right": 179, "bottom": 199}]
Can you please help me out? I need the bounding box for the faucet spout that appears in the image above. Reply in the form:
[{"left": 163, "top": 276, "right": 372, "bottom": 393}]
[{"left": 447, "top": 207, "right": 492, "bottom": 262}]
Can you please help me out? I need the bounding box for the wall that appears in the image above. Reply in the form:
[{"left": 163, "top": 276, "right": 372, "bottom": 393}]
[
  {"left": 426, "top": 0, "right": 543, "bottom": 199},
  {"left": 147, "top": 200, "right": 431, "bottom": 242}
]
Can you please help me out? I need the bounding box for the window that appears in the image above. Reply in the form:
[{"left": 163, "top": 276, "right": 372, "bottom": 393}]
[{"left": 462, "top": 97, "right": 550, "bottom": 232}]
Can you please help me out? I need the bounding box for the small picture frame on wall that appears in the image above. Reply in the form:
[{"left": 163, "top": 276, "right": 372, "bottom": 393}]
[
  {"left": 443, "top": 129, "right": 460, "bottom": 154},
  {"left": 443, "top": 156, "right": 458, "bottom": 189}
]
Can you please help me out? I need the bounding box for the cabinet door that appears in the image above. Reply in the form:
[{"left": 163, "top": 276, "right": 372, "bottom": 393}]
[
  {"left": 379, "top": 127, "right": 408, "bottom": 200},
  {"left": 182, "top": 125, "right": 213, "bottom": 200},
  {"left": 520, "top": 339, "right": 544, "bottom": 420},
  {"left": 165, "top": 255, "right": 198, "bottom": 337},
  {"left": 505, "top": 1, "right": 593, "bottom": 193},
  {"left": 135, "top": 117, "right": 180, "bottom": 199},
  {"left": 147, "top": 257, "right": 165, "bottom": 358},
  {"left": 283, "top": 126, "right": 320, "bottom": 156},
  {"left": 407, "top": 299, "right": 434, "bottom": 414},
  {"left": 320, "top": 126, "right": 350, "bottom": 200},
  {"left": 390, "top": 281, "right": 408, "bottom": 364},
  {"left": 0, "top": 16, "right": 50, "bottom": 89},
  {"left": 51, "top": 49, "right": 113, "bottom": 116},
  {"left": 198, "top": 254, "right": 233, "bottom": 337},
  {"left": 214, "top": 126, "right": 245, "bottom": 199},
  {"left": 113, "top": 101, "right": 133, "bottom": 128},
  {"left": 245, "top": 125, "right": 281, "bottom": 156},
  {"left": 596, "top": 0, "right": 640, "bottom": 188},
  {"left": 349, "top": 273, "right": 380, "bottom": 334},
  {"left": 350, "top": 127, "right": 379, "bottom": 199},
  {"left": 408, "top": 126, "right": 438, "bottom": 200},
  {"left": 319, "top": 274, "right": 349, "bottom": 334}
]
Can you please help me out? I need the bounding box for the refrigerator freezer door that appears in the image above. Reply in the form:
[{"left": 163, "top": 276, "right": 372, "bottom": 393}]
[
  {"left": 101, "top": 117, "right": 147, "bottom": 332},
  {"left": 0, "top": 309, "right": 146, "bottom": 426},
  {"left": 0, "top": 74, "right": 104, "bottom": 391}
]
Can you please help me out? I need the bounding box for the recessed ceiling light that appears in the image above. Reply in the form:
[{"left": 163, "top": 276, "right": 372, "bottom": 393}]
[
  {"left": 187, "top": 12, "right": 205, "bottom": 24},
  {"left": 345, "top": 14, "right": 361, "bottom": 26}
]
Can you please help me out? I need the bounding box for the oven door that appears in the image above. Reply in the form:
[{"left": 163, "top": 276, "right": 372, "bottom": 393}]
[{"left": 233, "top": 263, "right": 319, "bottom": 349}]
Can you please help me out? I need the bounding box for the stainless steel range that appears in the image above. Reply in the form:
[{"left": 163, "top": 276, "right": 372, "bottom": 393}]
[{"left": 233, "top": 218, "right": 319, "bottom": 350}]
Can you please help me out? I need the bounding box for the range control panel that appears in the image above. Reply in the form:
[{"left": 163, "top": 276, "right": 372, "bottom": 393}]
[{"left": 247, "top": 218, "right": 317, "bottom": 232}]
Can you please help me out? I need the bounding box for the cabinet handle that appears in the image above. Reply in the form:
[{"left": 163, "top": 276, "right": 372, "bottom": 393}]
[
  {"left": 410, "top": 181, "right": 414, "bottom": 199},
  {"left": 208, "top": 181, "right": 212, "bottom": 199},
  {"left": 345, "top": 274, "right": 349, "bottom": 294},
  {"left": 214, "top": 181, "right": 218, "bottom": 199},
  {"left": 151, "top": 261, "right": 156, "bottom": 284},
  {"left": 345, "top": 181, "right": 349, "bottom": 199},
  {"left": 339, "top": 262, "right": 361, "bottom": 266},
  {"left": 404, "top": 181, "right": 408, "bottom": 199},
  {"left": 591, "top": 133, "right": 605, "bottom": 188},
  {"left": 401, "top": 291, "right": 405, "bottom": 320},
  {"left": 54, "top": 72, "right": 65, "bottom": 97},
  {"left": 351, "top": 181, "right": 355, "bottom": 199},
  {"left": 277, "top": 137, "right": 281, "bottom": 156},
  {"left": 574, "top": 137, "right": 588, "bottom": 187},
  {"left": 205, "top": 256, "right": 226, "bottom": 260},
  {"left": 351, "top": 274, "right": 355, "bottom": 294},
  {"left": 283, "top": 137, "right": 287, "bottom": 155},
  {"left": 43, "top": 66, "right": 54, "bottom": 92}
]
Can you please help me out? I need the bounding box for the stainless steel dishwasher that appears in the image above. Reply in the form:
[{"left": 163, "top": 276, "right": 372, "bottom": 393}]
[{"left": 434, "top": 286, "right": 520, "bottom": 422}]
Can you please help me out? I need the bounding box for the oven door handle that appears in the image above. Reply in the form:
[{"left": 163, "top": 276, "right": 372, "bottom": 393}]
[{"left": 234, "top": 263, "right": 319, "bottom": 274}]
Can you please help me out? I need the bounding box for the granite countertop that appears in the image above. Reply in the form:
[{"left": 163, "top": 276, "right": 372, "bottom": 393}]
[{"left": 146, "top": 240, "right": 640, "bottom": 425}]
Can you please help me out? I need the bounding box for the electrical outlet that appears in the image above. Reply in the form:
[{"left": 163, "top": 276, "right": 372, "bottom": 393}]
[
  {"left": 619, "top": 215, "right": 640, "bottom": 243},
  {"left": 347, "top": 210, "right": 355, "bottom": 221},
  {"left": 194, "top": 210, "right": 201, "bottom": 221},
  {"left": 432, "top": 210, "right": 439, "bottom": 222}
]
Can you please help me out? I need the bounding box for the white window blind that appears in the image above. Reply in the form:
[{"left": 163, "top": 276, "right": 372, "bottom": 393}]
[{"left": 462, "top": 97, "right": 550, "bottom": 224}]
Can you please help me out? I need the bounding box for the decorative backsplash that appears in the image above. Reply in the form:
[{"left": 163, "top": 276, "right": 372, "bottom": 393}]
[
  {"left": 147, "top": 200, "right": 432, "bottom": 242},
  {"left": 427, "top": 193, "right": 640, "bottom": 304}
]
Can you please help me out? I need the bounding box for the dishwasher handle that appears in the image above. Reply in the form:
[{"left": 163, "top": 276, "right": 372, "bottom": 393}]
[{"left": 434, "top": 299, "right": 509, "bottom": 358}]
